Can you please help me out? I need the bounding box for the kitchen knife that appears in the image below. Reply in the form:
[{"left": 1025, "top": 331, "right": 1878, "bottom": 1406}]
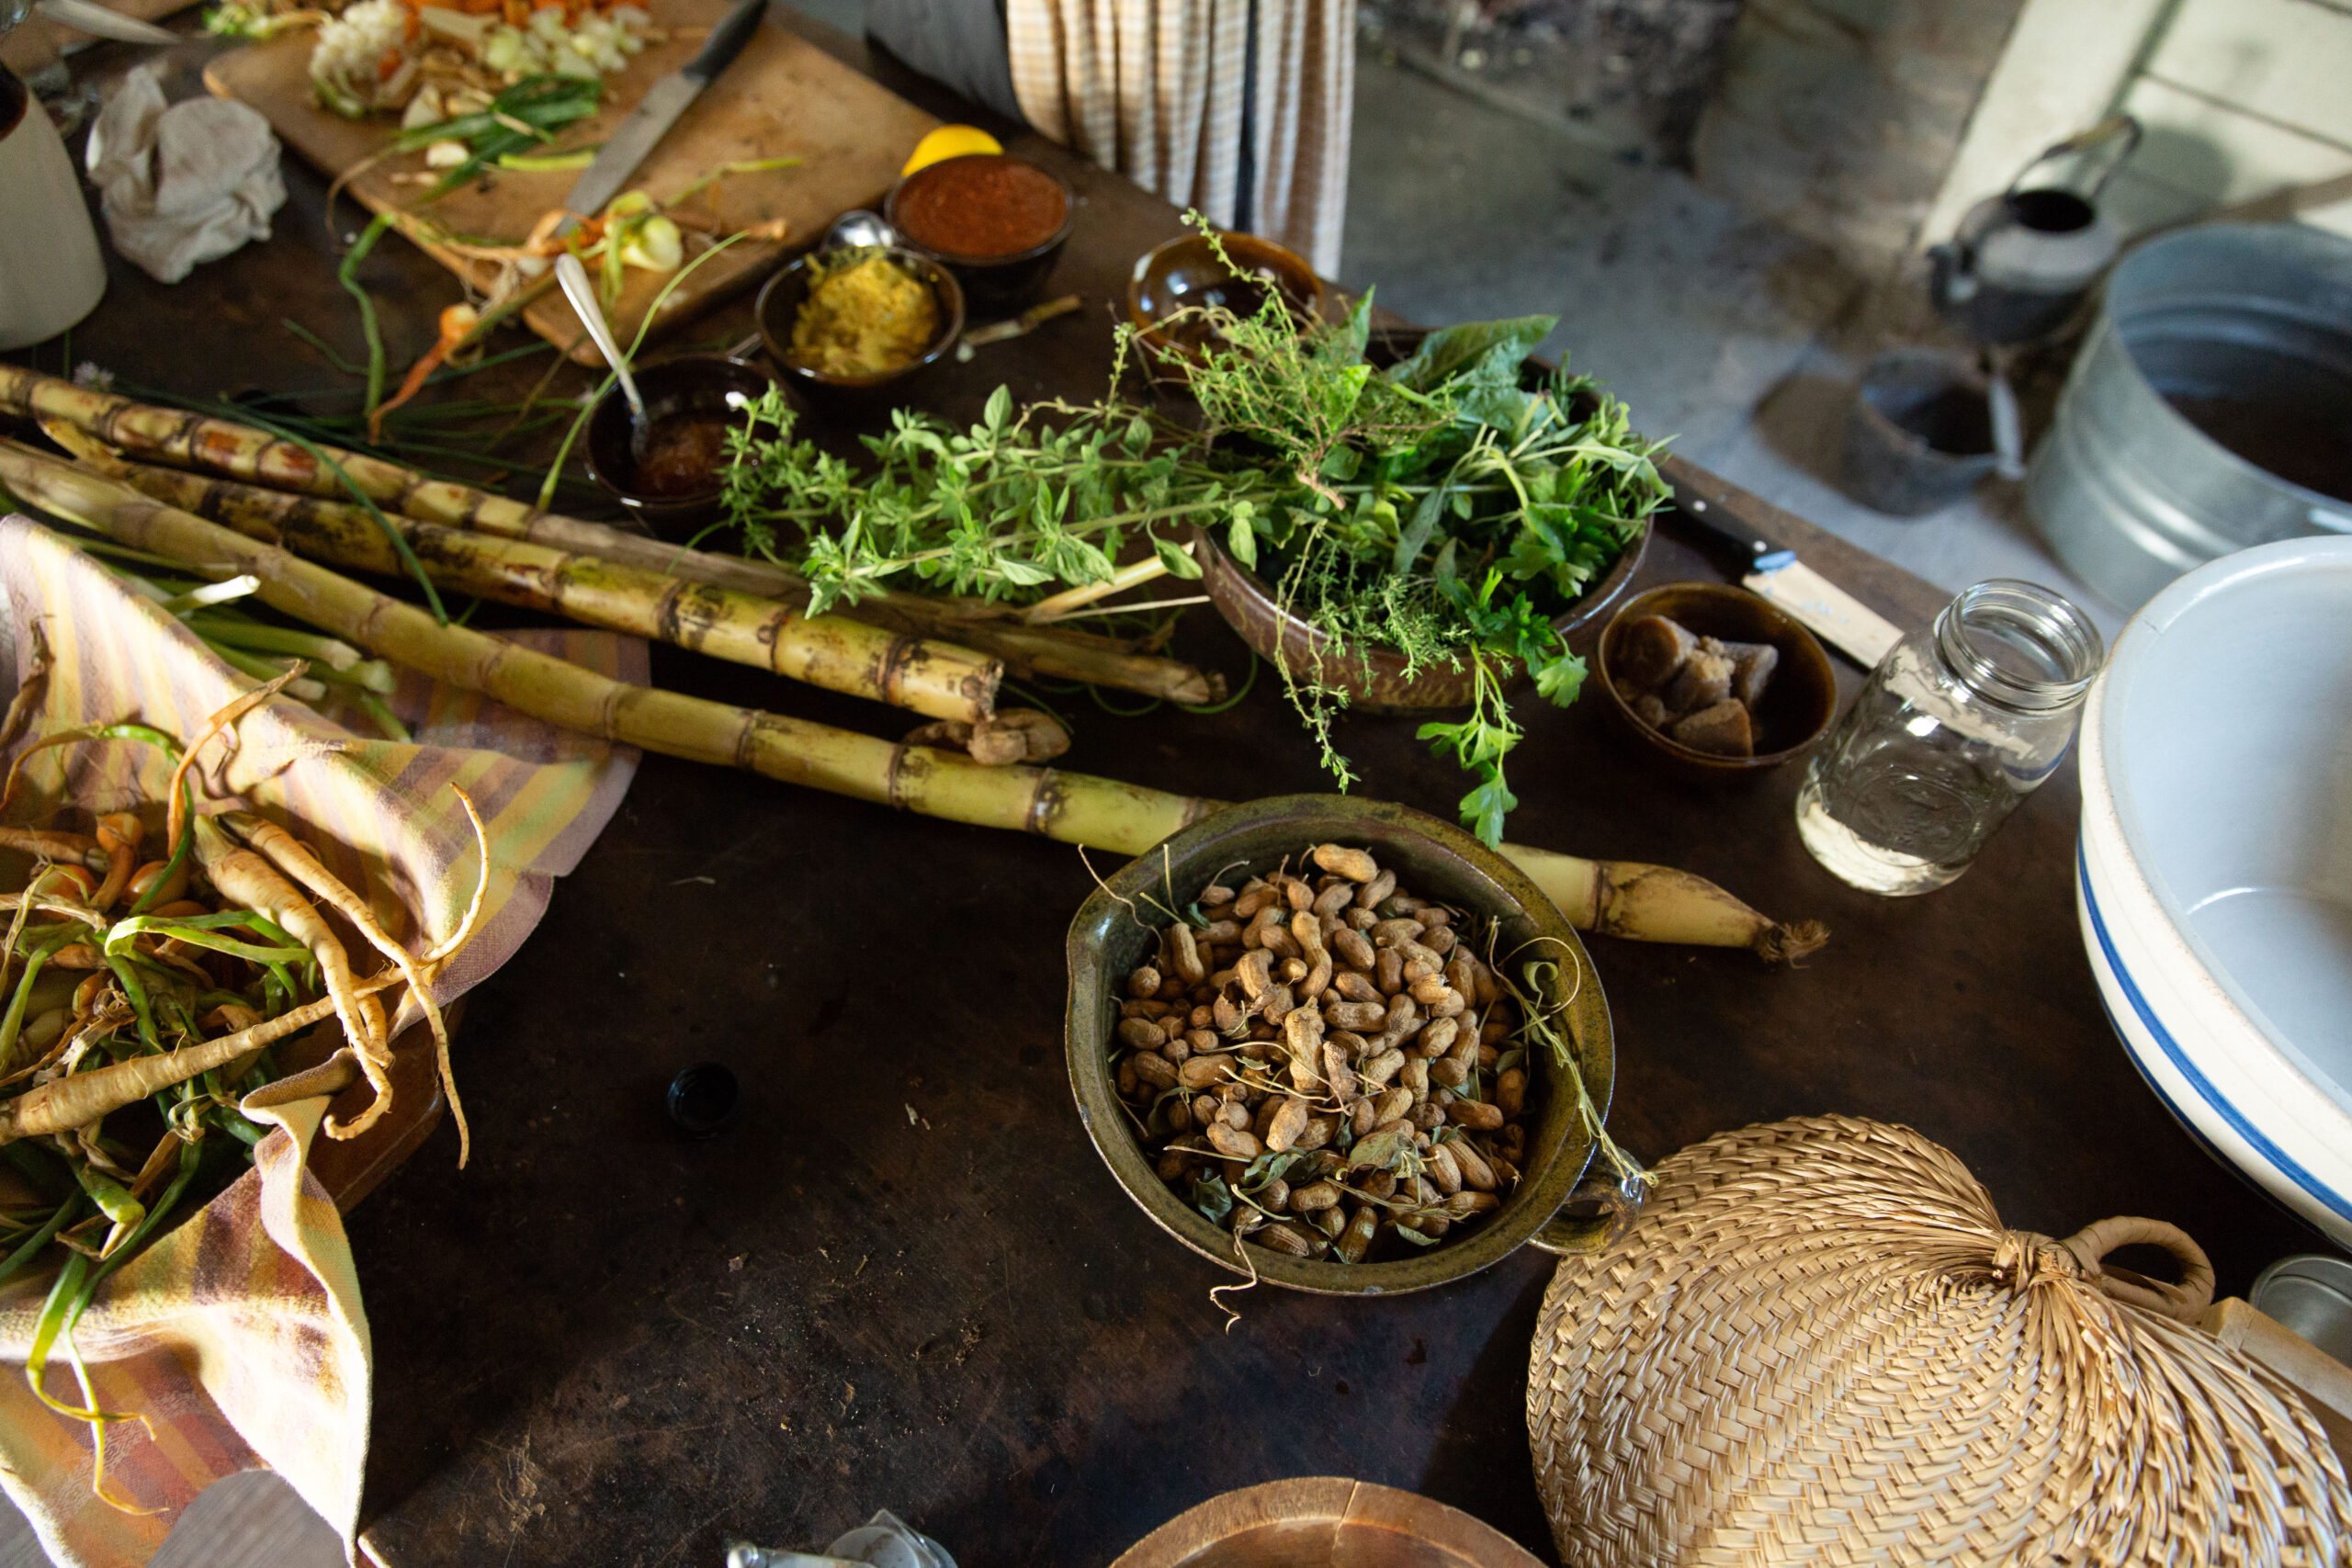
[
  {"left": 1670, "top": 491, "right": 1906, "bottom": 670},
  {"left": 33, "top": 0, "right": 178, "bottom": 44},
  {"left": 556, "top": 0, "right": 768, "bottom": 231}
]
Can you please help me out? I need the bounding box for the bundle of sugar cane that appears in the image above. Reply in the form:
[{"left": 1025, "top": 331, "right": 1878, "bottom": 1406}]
[
  {"left": 0, "top": 367, "right": 1225, "bottom": 705},
  {"left": 0, "top": 443, "right": 1826, "bottom": 958},
  {"left": 45, "top": 435, "right": 1002, "bottom": 728}
]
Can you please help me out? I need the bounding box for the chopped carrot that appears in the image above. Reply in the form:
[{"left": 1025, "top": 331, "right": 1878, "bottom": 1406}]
[
  {"left": 502, "top": 0, "right": 526, "bottom": 24},
  {"left": 368, "top": 303, "right": 479, "bottom": 445},
  {"left": 377, "top": 46, "right": 403, "bottom": 80}
]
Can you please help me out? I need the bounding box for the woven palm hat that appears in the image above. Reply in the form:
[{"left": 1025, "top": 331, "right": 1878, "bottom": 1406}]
[{"left": 1526, "top": 1115, "right": 2352, "bottom": 1564}]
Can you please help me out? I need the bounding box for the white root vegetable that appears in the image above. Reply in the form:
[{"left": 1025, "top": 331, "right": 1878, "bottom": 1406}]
[
  {"left": 192, "top": 817, "right": 392, "bottom": 1139},
  {"left": 224, "top": 804, "right": 474, "bottom": 1166}
]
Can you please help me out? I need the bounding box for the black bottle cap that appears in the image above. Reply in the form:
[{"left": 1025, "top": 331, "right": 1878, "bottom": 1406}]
[{"left": 666, "top": 1062, "right": 739, "bottom": 1139}]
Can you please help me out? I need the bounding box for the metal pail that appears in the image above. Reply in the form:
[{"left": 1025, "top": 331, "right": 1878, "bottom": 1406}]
[{"left": 2027, "top": 222, "right": 2352, "bottom": 609}]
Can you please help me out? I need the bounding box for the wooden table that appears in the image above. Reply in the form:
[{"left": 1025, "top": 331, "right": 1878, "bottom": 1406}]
[{"left": 24, "top": 16, "right": 2328, "bottom": 1564}]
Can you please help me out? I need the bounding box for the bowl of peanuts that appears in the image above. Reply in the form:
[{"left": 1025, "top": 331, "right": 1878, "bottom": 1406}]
[{"left": 1066, "top": 794, "right": 1627, "bottom": 1295}]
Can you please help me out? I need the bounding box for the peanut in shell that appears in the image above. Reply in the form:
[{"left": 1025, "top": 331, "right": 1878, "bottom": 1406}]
[
  {"left": 1312, "top": 843, "right": 1380, "bottom": 882},
  {"left": 1205, "top": 1122, "right": 1261, "bottom": 1159}
]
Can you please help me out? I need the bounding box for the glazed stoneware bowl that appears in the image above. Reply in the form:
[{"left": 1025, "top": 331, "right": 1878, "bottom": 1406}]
[
  {"left": 2076, "top": 535, "right": 2352, "bottom": 1247},
  {"left": 1197, "top": 526, "right": 1649, "bottom": 714},
  {"left": 753, "top": 247, "right": 965, "bottom": 414},
  {"left": 1127, "top": 231, "right": 1326, "bottom": 362},
  {"left": 1594, "top": 581, "right": 1838, "bottom": 780},
  {"left": 1065, "top": 795, "right": 1622, "bottom": 1296},
  {"left": 1110, "top": 1478, "right": 1544, "bottom": 1568}
]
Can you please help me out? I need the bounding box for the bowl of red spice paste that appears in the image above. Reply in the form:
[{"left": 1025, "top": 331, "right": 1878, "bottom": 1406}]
[{"left": 885, "top": 152, "right": 1076, "bottom": 314}]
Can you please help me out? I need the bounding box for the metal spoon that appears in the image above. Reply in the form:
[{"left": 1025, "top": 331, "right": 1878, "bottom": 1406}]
[
  {"left": 554, "top": 252, "right": 649, "bottom": 462},
  {"left": 822, "top": 209, "right": 901, "bottom": 251}
]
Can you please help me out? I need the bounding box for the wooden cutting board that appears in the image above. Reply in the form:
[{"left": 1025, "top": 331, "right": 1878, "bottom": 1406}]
[{"left": 205, "top": 0, "right": 940, "bottom": 362}]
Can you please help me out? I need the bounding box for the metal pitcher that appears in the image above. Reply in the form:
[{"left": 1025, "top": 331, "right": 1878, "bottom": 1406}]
[{"left": 1929, "top": 116, "right": 2140, "bottom": 347}]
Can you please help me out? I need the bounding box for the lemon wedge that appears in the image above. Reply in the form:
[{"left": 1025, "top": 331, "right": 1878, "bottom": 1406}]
[{"left": 902, "top": 125, "right": 1003, "bottom": 176}]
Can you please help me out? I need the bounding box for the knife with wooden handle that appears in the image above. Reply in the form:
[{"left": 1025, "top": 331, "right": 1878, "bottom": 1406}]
[{"left": 1669, "top": 492, "right": 1905, "bottom": 670}]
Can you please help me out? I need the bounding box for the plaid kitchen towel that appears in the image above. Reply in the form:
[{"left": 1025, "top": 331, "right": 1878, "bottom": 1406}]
[
  {"left": 0, "top": 515, "right": 643, "bottom": 1566},
  {"left": 1007, "top": 0, "right": 1355, "bottom": 276}
]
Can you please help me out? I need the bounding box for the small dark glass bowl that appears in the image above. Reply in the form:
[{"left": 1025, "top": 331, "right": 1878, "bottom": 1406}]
[
  {"left": 753, "top": 247, "right": 965, "bottom": 416},
  {"left": 1126, "top": 231, "right": 1326, "bottom": 364},
  {"left": 884, "top": 152, "right": 1077, "bottom": 316},
  {"left": 585, "top": 355, "right": 775, "bottom": 538}
]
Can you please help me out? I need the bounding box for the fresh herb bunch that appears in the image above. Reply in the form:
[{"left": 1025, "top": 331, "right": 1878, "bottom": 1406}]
[
  {"left": 717, "top": 226, "right": 1668, "bottom": 844},
  {"left": 719, "top": 334, "right": 1230, "bottom": 613}
]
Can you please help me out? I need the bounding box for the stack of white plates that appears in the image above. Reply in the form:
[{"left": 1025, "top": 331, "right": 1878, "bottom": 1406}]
[{"left": 2076, "top": 536, "right": 2352, "bottom": 1247}]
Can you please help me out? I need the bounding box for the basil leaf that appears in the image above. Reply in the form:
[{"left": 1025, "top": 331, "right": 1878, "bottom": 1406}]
[{"left": 1382, "top": 316, "right": 1557, "bottom": 392}]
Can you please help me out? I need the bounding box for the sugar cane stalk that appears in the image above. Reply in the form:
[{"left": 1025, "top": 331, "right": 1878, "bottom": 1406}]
[
  {"left": 0, "top": 446, "right": 1822, "bottom": 955},
  {"left": 74, "top": 451, "right": 1003, "bottom": 728},
  {"left": 0, "top": 367, "right": 1225, "bottom": 704},
  {"left": 0, "top": 442, "right": 1218, "bottom": 852}
]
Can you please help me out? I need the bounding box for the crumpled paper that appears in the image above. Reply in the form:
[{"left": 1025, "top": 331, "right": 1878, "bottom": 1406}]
[{"left": 84, "top": 64, "right": 285, "bottom": 284}]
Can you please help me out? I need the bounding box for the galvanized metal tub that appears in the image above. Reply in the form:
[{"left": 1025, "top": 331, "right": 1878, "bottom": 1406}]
[{"left": 2027, "top": 222, "right": 2352, "bottom": 609}]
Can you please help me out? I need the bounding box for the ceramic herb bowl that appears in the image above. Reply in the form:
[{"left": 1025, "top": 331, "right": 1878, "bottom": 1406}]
[
  {"left": 1595, "top": 581, "right": 1838, "bottom": 781},
  {"left": 1065, "top": 794, "right": 1623, "bottom": 1297},
  {"left": 1196, "top": 525, "right": 1649, "bottom": 715},
  {"left": 2076, "top": 535, "right": 2352, "bottom": 1248}
]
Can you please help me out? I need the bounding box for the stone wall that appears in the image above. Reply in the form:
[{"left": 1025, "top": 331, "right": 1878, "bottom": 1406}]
[{"left": 1690, "top": 0, "right": 2026, "bottom": 272}]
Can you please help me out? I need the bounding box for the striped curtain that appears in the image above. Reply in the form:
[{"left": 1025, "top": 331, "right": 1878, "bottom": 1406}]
[{"left": 1005, "top": 0, "right": 1355, "bottom": 277}]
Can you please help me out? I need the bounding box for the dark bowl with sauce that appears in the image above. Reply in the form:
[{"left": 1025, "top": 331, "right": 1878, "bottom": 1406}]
[
  {"left": 1127, "top": 231, "right": 1327, "bottom": 367},
  {"left": 753, "top": 247, "right": 965, "bottom": 416},
  {"left": 884, "top": 152, "right": 1076, "bottom": 315},
  {"left": 585, "top": 355, "right": 775, "bottom": 537}
]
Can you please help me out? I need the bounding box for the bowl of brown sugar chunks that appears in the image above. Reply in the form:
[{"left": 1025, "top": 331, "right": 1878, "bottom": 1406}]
[{"left": 1598, "top": 582, "right": 1838, "bottom": 775}]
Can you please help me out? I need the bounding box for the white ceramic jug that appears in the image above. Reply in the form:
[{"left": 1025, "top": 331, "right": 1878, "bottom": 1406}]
[{"left": 0, "top": 64, "right": 107, "bottom": 350}]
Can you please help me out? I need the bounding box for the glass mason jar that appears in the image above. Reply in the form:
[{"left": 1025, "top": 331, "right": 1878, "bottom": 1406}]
[{"left": 1795, "top": 580, "right": 2104, "bottom": 895}]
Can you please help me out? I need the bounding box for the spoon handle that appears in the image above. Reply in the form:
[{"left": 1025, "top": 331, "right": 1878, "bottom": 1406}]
[{"left": 554, "top": 253, "right": 647, "bottom": 423}]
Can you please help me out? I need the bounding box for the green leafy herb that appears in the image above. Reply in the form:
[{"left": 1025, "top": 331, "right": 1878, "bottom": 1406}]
[{"left": 716, "top": 214, "right": 1668, "bottom": 843}]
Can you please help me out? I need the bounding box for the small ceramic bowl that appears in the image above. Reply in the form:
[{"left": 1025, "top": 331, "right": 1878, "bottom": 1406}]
[
  {"left": 1065, "top": 794, "right": 1626, "bottom": 1296},
  {"left": 1596, "top": 582, "right": 1838, "bottom": 778},
  {"left": 1126, "top": 231, "right": 1325, "bottom": 362},
  {"left": 753, "top": 247, "right": 965, "bottom": 414},
  {"left": 584, "top": 355, "right": 775, "bottom": 536},
  {"left": 1197, "top": 526, "right": 1650, "bottom": 715},
  {"left": 883, "top": 152, "right": 1077, "bottom": 316}
]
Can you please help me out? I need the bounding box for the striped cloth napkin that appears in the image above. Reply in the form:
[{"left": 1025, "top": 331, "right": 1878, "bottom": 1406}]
[
  {"left": 1005, "top": 0, "right": 1354, "bottom": 276},
  {"left": 0, "top": 516, "right": 643, "bottom": 1566}
]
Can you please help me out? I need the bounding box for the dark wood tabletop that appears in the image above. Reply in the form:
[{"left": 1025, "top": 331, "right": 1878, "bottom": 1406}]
[{"left": 18, "top": 13, "right": 2327, "bottom": 1565}]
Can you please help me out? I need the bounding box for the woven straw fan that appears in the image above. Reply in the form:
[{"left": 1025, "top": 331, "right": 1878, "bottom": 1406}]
[{"left": 1526, "top": 1115, "right": 2352, "bottom": 1565}]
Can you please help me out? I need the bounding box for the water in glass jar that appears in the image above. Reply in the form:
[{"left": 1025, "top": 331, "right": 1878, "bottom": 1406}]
[{"left": 1795, "top": 754, "right": 2017, "bottom": 894}]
